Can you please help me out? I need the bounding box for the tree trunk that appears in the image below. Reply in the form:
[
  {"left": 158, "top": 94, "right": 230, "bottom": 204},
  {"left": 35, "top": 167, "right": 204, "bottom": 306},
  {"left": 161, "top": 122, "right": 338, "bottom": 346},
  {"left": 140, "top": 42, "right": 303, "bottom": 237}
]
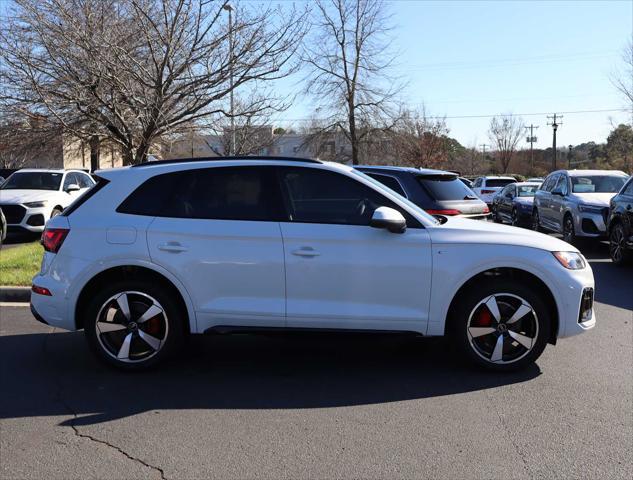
[
  {"left": 349, "top": 110, "right": 359, "bottom": 165},
  {"left": 89, "top": 135, "right": 100, "bottom": 172}
]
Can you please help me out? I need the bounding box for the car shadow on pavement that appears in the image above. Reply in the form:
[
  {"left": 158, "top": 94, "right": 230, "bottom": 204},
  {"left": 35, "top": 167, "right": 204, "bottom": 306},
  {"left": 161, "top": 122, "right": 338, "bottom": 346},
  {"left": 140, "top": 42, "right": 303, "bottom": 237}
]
[
  {"left": 579, "top": 241, "right": 633, "bottom": 311},
  {"left": 0, "top": 330, "right": 540, "bottom": 426}
]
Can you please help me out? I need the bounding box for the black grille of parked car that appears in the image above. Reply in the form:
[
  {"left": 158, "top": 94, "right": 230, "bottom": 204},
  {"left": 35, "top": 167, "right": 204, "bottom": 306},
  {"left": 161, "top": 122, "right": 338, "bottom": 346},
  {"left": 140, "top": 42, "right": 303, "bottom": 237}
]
[
  {"left": 0, "top": 204, "right": 26, "bottom": 224},
  {"left": 26, "top": 214, "right": 45, "bottom": 226},
  {"left": 581, "top": 218, "right": 600, "bottom": 234},
  {"left": 578, "top": 287, "right": 594, "bottom": 323}
]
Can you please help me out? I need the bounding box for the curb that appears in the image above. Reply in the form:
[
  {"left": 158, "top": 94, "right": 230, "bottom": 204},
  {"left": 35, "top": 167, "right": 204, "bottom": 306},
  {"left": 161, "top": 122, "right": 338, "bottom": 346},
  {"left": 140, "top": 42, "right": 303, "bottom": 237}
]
[{"left": 0, "top": 286, "right": 31, "bottom": 303}]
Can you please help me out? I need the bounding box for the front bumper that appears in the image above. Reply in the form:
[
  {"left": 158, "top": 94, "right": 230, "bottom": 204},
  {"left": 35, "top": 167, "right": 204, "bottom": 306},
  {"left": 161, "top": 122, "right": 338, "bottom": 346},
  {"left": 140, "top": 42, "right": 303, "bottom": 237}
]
[
  {"left": 3, "top": 204, "right": 50, "bottom": 233},
  {"left": 556, "top": 262, "right": 596, "bottom": 338},
  {"left": 573, "top": 210, "right": 608, "bottom": 238}
]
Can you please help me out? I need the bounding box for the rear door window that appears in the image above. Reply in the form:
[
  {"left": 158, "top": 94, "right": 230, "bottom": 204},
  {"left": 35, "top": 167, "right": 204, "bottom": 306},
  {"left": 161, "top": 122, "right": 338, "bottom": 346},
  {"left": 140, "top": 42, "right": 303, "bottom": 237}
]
[
  {"left": 118, "top": 166, "right": 285, "bottom": 221},
  {"left": 416, "top": 176, "right": 478, "bottom": 201}
]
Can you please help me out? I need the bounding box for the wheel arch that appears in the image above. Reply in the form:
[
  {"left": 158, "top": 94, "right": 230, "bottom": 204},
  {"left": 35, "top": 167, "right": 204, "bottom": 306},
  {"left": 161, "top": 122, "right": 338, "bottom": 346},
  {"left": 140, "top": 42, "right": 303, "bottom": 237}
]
[
  {"left": 445, "top": 267, "right": 559, "bottom": 345},
  {"left": 74, "top": 264, "right": 194, "bottom": 334}
]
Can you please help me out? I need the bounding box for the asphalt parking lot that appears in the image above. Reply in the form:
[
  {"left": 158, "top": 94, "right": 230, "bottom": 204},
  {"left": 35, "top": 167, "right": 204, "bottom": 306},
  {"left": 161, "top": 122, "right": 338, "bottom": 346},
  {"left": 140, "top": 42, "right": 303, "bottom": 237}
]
[{"left": 0, "top": 243, "right": 631, "bottom": 480}]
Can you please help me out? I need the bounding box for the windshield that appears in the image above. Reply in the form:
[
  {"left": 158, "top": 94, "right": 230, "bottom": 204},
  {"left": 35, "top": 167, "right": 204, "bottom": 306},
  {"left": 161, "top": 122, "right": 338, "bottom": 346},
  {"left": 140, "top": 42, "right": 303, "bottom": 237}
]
[
  {"left": 351, "top": 169, "right": 439, "bottom": 225},
  {"left": 571, "top": 175, "right": 627, "bottom": 194},
  {"left": 517, "top": 185, "right": 539, "bottom": 197},
  {"left": 1, "top": 172, "right": 63, "bottom": 191}
]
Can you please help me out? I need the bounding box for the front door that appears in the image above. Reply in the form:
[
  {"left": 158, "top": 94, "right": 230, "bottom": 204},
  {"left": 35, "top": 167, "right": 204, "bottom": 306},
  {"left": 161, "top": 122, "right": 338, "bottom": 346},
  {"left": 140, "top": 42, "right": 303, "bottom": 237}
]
[
  {"left": 145, "top": 166, "right": 287, "bottom": 332},
  {"left": 277, "top": 166, "right": 433, "bottom": 333}
]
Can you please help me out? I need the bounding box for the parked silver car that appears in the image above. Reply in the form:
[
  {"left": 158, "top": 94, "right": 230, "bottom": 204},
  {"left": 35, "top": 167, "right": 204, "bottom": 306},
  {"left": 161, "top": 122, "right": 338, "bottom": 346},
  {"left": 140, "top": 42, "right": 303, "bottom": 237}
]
[{"left": 532, "top": 169, "right": 629, "bottom": 244}]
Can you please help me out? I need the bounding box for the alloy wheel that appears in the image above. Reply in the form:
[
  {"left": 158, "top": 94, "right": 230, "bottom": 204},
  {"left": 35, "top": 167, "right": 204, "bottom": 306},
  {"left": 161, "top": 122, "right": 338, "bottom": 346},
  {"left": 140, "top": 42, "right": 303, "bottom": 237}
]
[
  {"left": 511, "top": 209, "right": 518, "bottom": 226},
  {"left": 95, "top": 291, "right": 169, "bottom": 363},
  {"left": 467, "top": 293, "right": 539, "bottom": 364},
  {"left": 610, "top": 225, "right": 625, "bottom": 263},
  {"left": 532, "top": 210, "right": 540, "bottom": 231}
]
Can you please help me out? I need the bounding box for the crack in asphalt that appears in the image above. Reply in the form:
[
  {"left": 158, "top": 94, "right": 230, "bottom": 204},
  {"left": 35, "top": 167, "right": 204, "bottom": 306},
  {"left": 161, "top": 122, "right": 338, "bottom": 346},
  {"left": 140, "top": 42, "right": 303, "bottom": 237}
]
[
  {"left": 485, "top": 390, "right": 533, "bottom": 479},
  {"left": 42, "top": 328, "right": 167, "bottom": 480}
]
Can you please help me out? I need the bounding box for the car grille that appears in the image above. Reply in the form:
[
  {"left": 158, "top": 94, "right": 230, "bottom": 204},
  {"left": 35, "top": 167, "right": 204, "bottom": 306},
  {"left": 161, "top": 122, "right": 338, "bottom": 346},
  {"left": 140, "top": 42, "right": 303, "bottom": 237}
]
[{"left": 0, "top": 204, "right": 26, "bottom": 224}]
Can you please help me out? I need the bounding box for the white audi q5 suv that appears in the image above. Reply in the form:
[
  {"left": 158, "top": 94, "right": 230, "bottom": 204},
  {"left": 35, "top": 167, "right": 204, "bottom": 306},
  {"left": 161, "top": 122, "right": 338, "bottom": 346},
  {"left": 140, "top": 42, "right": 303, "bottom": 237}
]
[{"left": 30, "top": 157, "right": 595, "bottom": 371}]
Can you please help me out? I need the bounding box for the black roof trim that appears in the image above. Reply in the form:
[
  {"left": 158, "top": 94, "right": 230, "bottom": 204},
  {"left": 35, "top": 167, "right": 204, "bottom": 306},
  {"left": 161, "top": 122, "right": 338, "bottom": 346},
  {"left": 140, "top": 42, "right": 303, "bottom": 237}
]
[{"left": 130, "top": 155, "right": 322, "bottom": 168}]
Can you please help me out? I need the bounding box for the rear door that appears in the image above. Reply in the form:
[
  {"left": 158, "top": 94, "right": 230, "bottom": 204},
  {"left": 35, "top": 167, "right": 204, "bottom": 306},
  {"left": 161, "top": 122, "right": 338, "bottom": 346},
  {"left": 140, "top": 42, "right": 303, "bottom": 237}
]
[
  {"left": 140, "top": 166, "right": 287, "bottom": 332},
  {"left": 277, "top": 166, "right": 433, "bottom": 333},
  {"left": 536, "top": 174, "right": 557, "bottom": 228},
  {"left": 498, "top": 184, "right": 515, "bottom": 219}
]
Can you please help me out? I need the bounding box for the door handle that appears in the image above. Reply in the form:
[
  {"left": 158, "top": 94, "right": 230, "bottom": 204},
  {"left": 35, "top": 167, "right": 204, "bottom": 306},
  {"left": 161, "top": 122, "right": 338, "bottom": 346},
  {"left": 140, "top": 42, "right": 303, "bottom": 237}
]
[
  {"left": 157, "top": 242, "right": 188, "bottom": 253},
  {"left": 292, "top": 247, "right": 320, "bottom": 257}
]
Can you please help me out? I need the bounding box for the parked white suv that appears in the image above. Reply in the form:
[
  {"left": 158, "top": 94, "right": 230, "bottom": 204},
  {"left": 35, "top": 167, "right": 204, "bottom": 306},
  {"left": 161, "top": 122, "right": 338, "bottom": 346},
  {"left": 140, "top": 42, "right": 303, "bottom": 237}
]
[
  {"left": 472, "top": 176, "right": 517, "bottom": 206},
  {"left": 0, "top": 169, "right": 95, "bottom": 233},
  {"left": 31, "top": 158, "right": 595, "bottom": 371}
]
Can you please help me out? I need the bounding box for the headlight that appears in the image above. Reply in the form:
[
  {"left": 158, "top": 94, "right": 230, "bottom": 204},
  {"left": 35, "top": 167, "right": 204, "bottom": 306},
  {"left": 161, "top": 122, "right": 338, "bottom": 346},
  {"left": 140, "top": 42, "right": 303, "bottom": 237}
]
[
  {"left": 552, "top": 251, "right": 586, "bottom": 270},
  {"left": 578, "top": 204, "right": 603, "bottom": 214},
  {"left": 24, "top": 201, "right": 48, "bottom": 208}
]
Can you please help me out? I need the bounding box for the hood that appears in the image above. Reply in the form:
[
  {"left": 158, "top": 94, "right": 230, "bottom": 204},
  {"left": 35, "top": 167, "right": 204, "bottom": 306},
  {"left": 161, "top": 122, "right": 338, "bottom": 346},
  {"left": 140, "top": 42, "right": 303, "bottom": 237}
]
[
  {"left": 429, "top": 216, "right": 577, "bottom": 252},
  {"left": 0, "top": 189, "right": 59, "bottom": 204},
  {"left": 570, "top": 192, "right": 615, "bottom": 206}
]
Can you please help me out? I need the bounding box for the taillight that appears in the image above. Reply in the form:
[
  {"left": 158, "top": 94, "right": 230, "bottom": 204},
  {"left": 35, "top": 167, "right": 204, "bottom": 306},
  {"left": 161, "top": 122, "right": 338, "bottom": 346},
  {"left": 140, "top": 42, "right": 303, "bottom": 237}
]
[
  {"left": 32, "top": 285, "right": 52, "bottom": 296},
  {"left": 481, "top": 189, "right": 495, "bottom": 194},
  {"left": 426, "top": 209, "right": 462, "bottom": 215},
  {"left": 483, "top": 206, "right": 490, "bottom": 213},
  {"left": 41, "top": 228, "right": 69, "bottom": 253}
]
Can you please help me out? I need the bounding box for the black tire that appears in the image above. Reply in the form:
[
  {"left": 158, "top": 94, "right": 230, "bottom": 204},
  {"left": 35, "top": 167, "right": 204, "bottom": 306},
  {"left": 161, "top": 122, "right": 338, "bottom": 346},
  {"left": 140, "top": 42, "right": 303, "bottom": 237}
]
[
  {"left": 493, "top": 206, "right": 502, "bottom": 223},
  {"left": 511, "top": 208, "right": 519, "bottom": 227},
  {"left": 610, "top": 223, "right": 632, "bottom": 265},
  {"left": 450, "top": 279, "right": 551, "bottom": 372},
  {"left": 50, "top": 208, "right": 63, "bottom": 218},
  {"left": 531, "top": 209, "right": 543, "bottom": 232},
  {"left": 562, "top": 214, "right": 576, "bottom": 245},
  {"left": 84, "top": 279, "right": 186, "bottom": 370}
]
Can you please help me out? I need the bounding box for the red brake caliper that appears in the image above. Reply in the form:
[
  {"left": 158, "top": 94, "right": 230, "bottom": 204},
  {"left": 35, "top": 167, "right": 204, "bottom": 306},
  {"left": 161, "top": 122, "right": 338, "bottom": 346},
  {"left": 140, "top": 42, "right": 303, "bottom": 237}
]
[{"left": 473, "top": 307, "right": 493, "bottom": 327}]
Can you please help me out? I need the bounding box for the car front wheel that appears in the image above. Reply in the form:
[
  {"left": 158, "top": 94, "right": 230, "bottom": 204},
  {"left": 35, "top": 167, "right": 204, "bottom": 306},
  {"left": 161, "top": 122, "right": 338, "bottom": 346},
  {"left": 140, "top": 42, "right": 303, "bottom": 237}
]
[
  {"left": 84, "top": 280, "right": 186, "bottom": 370},
  {"left": 451, "top": 279, "right": 550, "bottom": 371},
  {"left": 531, "top": 209, "right": 542, "bottom": 232}
]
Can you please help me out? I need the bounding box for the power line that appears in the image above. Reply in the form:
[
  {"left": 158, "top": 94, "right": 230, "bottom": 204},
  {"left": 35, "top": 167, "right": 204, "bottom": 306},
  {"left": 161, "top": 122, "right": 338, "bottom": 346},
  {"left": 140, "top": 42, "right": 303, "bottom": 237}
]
[{"left": 273, "top": 108, "right": 629, "bottom": 123}]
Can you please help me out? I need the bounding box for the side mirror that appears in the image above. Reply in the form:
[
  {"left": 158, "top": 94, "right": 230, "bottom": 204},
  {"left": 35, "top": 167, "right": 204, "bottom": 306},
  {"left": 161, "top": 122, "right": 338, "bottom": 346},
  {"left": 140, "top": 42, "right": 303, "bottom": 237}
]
[
  {"left": 551, "top": 187, "right": 564, "bottom": 196},
  {"left": 65, "top": 183, "right": 80, "bottom": 193},
  {"left": 370, "top": 206, "right": 406, "bottom": 234}
]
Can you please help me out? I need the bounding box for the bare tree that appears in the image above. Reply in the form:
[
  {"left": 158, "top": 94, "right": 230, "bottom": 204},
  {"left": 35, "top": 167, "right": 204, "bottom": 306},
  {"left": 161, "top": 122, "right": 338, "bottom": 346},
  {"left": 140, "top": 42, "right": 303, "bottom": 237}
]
[
  {"left": 612, "top": 38, "right": 633, "bottom": 122},
  {"left": 303, "top": 0, "right": 402, "bottom": 165},
  {"left": 0, "top": 0, "right": 306, "bottom": 164},
  {"left": 488, "top": 114, "right": 524, "bottom": 173},
  {"left": 388, "top": 107, "right": 452, "bottom": 168}
]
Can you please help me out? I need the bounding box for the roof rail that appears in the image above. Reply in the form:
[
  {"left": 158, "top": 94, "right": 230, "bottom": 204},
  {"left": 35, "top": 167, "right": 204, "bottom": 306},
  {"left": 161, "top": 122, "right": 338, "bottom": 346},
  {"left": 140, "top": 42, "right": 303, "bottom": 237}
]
[{"left": 130, "top": 155, "right": 322, "bottom": 168}]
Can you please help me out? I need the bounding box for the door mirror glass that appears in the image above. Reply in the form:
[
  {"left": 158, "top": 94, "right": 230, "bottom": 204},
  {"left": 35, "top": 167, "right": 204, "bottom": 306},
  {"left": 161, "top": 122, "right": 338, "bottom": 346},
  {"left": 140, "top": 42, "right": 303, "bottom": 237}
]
[
  {"left": 370, "top": 206, "right": 406, "bottom": 233},
  {"left": 65, "top": 183, "right": 81, "bottom": 192}
]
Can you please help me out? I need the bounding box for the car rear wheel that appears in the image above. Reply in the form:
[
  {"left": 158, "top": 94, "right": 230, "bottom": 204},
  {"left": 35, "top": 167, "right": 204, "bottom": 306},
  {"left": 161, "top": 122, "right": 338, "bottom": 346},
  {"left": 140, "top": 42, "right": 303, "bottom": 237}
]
[
  {"left": 84, "top": 280, "right": 186, "bottom": 370},
  {"left": 451, "top": 279, "right": 550, "bottom": 371},
  {"left": 610, "top": 223, "right": 631, "bottom": 265}
]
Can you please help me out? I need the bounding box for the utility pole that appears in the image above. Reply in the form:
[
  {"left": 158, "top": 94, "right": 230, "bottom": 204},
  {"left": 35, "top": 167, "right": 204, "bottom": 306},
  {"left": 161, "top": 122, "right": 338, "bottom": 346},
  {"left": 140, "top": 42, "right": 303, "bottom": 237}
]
[
  {"left": 546, "top": 114, "right": 563, "bottom": 170},
  {"left": 480, "top": 144, "right": 489, "bottom": 171},
  {"left": 568, "top": 144, "right": 573, "bottom": 169},
  {"left": 224, "top": 3, "right": 235, "bottom": 156},
  {"left": 524, "top": 124, "right": 539, "bottom": 174}
]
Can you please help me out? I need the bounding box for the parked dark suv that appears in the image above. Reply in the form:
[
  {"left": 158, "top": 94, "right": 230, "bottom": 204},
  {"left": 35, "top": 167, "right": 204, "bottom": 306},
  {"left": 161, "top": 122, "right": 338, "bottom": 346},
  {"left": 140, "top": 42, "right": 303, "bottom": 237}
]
[
  {"left": 356, "top": 166, "right": 490, "bottom": 219},
  {"left": 607, "top": 176, "right": 633, "bottom": 265}
]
